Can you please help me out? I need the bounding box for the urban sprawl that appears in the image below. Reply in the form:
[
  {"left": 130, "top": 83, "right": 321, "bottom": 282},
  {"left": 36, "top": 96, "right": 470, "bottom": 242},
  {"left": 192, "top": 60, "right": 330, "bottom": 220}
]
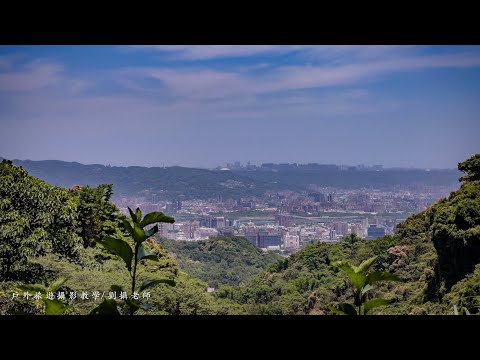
[{"left": 113, "top": 165, "right": 455, "bottom": 255}]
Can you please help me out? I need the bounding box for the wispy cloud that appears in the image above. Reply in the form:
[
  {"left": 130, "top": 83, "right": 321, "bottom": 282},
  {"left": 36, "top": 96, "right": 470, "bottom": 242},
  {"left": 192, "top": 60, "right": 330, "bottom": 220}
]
[
  {"left": 128, "top": 45, "right": 419, "bottom": 63},
  {"left": 128, "top": 45, "right": 315, "bottom": 60},
  {"left": 0, "top": 59, "right": 63, "bottom": 92},
  {"left": 119, "top": 50, "right": 480, "bottom": 101}
]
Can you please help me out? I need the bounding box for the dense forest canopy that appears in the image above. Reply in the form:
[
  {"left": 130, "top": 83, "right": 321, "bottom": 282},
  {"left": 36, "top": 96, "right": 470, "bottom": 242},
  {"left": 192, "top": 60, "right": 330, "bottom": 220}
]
[{"left": 158, "top": 236, "right": 280, "bottom": 287}]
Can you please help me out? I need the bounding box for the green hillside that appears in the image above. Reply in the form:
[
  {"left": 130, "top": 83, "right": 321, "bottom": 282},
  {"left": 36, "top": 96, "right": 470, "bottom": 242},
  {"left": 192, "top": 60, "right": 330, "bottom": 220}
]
[
  {"left": 158, "top": 236, "right": 281, "bottom": 287},
  {"left": 0, "top": 160, "right": 242, "bottom": 315},
  {"left": 5, "top": 158, "right": 460, "bottom": 200},
  {"left": 214, "top": 154, "right": 480, "bottom": 315}
]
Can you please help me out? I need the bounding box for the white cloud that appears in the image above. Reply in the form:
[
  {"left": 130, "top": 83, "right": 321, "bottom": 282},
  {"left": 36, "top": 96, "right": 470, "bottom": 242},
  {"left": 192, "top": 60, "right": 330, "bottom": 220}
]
[
  {"left": 120, "top": 50, "right": 480, "bottom": 101},
  {"left": 0, "top": 59, "right": 64, "bottom": 92},
  {"left": 128, "top": 45, "right": 315, "bottom": 60},
  {"left": 127, "top": 45, "right": 418, "bottom": 63}
]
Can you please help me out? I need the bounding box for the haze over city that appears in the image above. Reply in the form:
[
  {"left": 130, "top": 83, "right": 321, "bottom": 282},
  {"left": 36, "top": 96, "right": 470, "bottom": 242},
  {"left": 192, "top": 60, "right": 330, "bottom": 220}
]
[{"left": 1, "top": 45, "right": 479, "bottom": 168}]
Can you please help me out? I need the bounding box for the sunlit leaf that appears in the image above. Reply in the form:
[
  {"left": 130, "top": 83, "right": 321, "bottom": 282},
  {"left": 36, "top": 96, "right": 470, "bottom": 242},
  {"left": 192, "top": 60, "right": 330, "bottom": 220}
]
[
  {"left": 49, "top": 277, "right": 67, "bottom": 293},
  {"left": 358, "top": 256, "right": 378, "bottom": 273},
  {"left": 137, "top": 244, "right": 158, "bottom": 262},
  {"left": 94, "top": 236, "right": 133, "bottom": 271},
  {"left": 128, "top": 207, "right": 137, "bottom": 223},
  {"left": 44, "top": 299, "right": 69, "bottom": 315},
  {"left": 140, "top": 212, "right": 175, "bottom": 228},
  {"left": 364, "top": 298, "right": 389, "bottom": 314},
  {"left": 332, "top": 260, "right": 366, "bottom": 290},
  {"left": 123, "top": 220, "right": 134, "bottom": 237},
  {"left": 135, "top": 208, "right": 142, "bottom": 224},
  {"left": 328, "top": 306, "right": 347, "bottom": 315},
  {"left": 132, "top": 223, "right": 148, "bottom": 244},
  {"left": 139, "top": 279, "right": 175, "bottom": 292},
  {"left": 361, "top": 284, "right": 373, "bottom": 297}
]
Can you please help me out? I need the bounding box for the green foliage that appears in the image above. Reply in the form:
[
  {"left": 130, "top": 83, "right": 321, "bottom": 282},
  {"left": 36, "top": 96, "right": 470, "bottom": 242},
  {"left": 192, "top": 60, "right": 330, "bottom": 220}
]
[
  {"left": 158, "top": 235, "right": 280, "bottom": 287},
  {"left": 342, "top": 233, "right": 362, "bottom": 244},
  {"left": 17, "top": 277, "right": 70, "bottom": 315},
  {"left": 289, "top": 241, "right": 330, "bottom": 272},
  {"left": 329, "top": 256, "right": 401, "bottom": 315},
  {"left": 89, "top": 299, "right": 120, "bottom": 315},
  {"left": 12, "top": 158, "right": 460, "bottom": 200},
  {"left": 94, "top": 236, "right": 133, "bottom": 271},
  {"left": 139, "top": 279, "right": 175, "bottom": 292},
  {"left": 443, "top": 264, "right": 480, "bottom": 314},
  {"left": 458, "top": 153, "right": 480, "bottom": 182},
  {"left": 3, "top": 154, "right": 480, "bottom": 315},
  {"left": 328, "top": 303, "right": 357, "bottom": 315},
  {"left": 74, "top": 184, "right": 121, "bottom": 247},
  {"left": 0, "top": 160, "right": 82, "bottom": 282},
  {"left": 364, "top": 298, "right": 389, "bottom": 314},
  {"left": 90, "top": 207, "right": 176, "bottom": 315},
  {"left": 429, "top": 176, "right": 480, "bottom": 292},
  {"left": 0, "top": 162, "right": 226, "bottom": 315},
  {"left": 216, "top": 153, "right": 480, "bottom": 315}
]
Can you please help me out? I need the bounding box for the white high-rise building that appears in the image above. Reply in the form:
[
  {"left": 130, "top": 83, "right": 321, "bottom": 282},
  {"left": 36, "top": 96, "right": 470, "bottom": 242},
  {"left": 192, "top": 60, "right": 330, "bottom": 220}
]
[{"left": 283, "top": 234, "right": 300, "bottom": 250}]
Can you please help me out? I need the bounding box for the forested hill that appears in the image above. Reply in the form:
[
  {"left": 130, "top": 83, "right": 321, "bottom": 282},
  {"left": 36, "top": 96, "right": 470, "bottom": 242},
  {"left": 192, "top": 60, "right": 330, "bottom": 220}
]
[
  {"left": 213, "top": 154, "right": 480, "bottom": 315},
  {"left": 0, "top": 159, "right": 245, "bottom": 315},
  {"left": 5, "top": 159, "right": 260, "bottom": 200},
  {"left": 158, "top": 236, "right": 281, "bottom": 288},
  {"left": 3, "top": 158, "right": 460, "bottom": 200}
]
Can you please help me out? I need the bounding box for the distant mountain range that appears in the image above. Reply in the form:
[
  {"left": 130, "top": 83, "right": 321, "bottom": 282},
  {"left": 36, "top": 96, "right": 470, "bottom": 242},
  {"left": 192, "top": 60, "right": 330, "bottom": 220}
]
[{"left": 2, "top": 158, "right": 461, "bottom": 200}]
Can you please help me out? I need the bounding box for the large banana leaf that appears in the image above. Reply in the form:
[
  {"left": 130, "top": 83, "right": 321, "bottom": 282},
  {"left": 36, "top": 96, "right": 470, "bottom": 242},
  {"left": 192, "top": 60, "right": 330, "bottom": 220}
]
[
  {"left": 331, "top": 260, "right": 366, "bottom": 290},
  {"left": 358, "top": 256, "right": 378, "bottom": 273}
]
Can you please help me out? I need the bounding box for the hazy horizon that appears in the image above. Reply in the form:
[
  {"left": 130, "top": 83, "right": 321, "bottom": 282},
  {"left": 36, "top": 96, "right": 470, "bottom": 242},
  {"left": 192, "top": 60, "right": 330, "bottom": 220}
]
[
  {"left": 4, "top": 156, "right": 461, "bottom": 171},
  {"left": 1, "top": 45, "right": 479, "bottom": 169}
]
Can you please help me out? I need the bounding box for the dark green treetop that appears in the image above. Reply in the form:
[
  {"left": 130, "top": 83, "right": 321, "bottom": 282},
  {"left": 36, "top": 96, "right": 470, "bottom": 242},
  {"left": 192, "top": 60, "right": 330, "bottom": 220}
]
[{"left": 458, "top": 153, "right": 480, "bottom": 182}]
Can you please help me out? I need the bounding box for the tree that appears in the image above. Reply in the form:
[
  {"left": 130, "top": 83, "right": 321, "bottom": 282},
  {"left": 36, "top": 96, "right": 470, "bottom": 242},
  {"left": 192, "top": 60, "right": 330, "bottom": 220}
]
[
  {"left": 342, "top": 233, "right": 362, "bottom": 244},
  {"left": 328, "top": 256, "right": 402, "bottom": 315},
  {"left": 91, "top": 207, "right": 176, "bottom": 315},
  {"left": 74, "top": 184, "right": 122, "bottom": 248},
  {"left": 458, "top": 153, "right": 480, "bottom": 182},
  {"left": 0, "top": 160, "right": 82, "bottom": 282}
]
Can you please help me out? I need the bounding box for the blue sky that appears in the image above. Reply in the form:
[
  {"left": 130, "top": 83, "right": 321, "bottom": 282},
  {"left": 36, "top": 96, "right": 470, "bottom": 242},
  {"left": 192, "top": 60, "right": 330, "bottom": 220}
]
[{"left": 0, "top": 45, "right": 479, "bottom": 169}]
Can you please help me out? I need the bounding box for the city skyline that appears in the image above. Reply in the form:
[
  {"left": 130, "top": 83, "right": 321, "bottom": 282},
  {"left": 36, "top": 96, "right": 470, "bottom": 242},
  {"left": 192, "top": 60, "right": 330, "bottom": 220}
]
[
  {"left": 1, "top": 45, "right": 480, "bottom": 168},
  {"left": 2, "top": 156, "right": 460, "bottom": 170}
]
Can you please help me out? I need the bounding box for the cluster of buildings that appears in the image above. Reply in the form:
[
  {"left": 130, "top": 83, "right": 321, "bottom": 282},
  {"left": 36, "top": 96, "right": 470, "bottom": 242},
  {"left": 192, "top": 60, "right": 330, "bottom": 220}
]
[
  {"left": 113, "top": 183, "right": 454, "bottom": 253},
  {"left": 116, "top": 208, "right": 390, "bottom": 253}
]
